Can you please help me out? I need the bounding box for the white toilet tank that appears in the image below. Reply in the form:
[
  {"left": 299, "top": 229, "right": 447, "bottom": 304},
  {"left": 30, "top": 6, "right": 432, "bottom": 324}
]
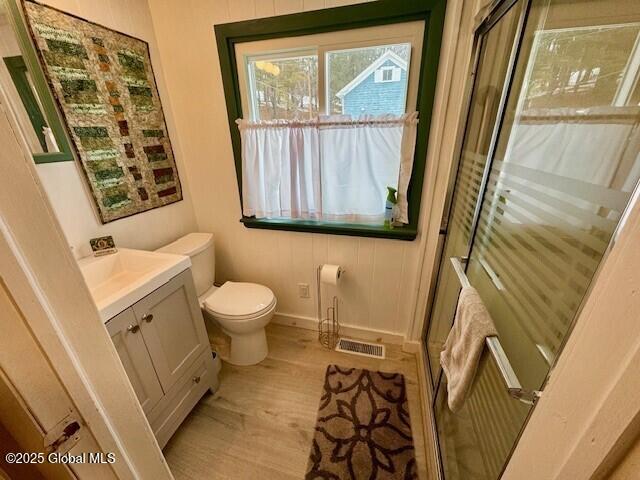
[{"left": 156, "top": 233, "right": 215, "bottom": 296}]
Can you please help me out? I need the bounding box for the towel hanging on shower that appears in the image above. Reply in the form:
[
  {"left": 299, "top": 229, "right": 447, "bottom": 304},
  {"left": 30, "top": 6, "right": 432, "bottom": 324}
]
[{"left": 440, "top": 286, "right": 497, "bottom": 412}]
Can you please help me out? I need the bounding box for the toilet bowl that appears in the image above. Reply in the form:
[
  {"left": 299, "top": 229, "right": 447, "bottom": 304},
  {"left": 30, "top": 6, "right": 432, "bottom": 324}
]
[
  {"left": 156, "top": 233, "right": 277, "bottom": 366},
  {"left": 200, "top": 282, "right": 276, "bottom": 366}
]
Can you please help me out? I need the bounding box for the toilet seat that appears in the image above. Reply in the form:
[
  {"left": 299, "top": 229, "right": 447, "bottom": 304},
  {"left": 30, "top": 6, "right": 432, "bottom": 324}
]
[
  {"left": 208, "top": 300, "right": 276, "bottom": 322},
  {"left": 203, "top": 281, "right": 276, "bottom": 321}
]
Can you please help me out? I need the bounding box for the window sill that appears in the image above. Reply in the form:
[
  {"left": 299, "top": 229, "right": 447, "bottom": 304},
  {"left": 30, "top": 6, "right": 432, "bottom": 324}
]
[
  {"left": 240, "top": 217, "right": 417, "bottom": 240},
  {"left": 33, "top": 152, "right": 74, "bottom": 164}
]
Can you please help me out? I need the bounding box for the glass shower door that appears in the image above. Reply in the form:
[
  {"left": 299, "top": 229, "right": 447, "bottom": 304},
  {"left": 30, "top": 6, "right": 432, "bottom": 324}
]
[
  {"left": 425, "top": 0, "right": 525, "bottom": 383},
  {"left": 431, "top": 0, "right": 640, "bottom": 478}
]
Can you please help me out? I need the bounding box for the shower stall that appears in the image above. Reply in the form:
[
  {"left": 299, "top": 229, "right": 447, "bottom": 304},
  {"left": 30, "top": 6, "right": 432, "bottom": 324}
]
[{"left": 423, "top": 0, "right": 640, "bottom": 478}]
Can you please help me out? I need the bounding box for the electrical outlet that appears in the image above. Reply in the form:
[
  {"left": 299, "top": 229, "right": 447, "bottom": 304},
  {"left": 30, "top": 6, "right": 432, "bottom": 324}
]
[{"left": 298, "top": 283, "right": 310, "bottom": 298}]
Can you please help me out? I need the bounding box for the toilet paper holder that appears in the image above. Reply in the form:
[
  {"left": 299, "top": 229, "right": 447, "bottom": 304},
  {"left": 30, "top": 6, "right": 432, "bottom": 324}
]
[{"left": 316, "top": 265, "right": 344, "bottom": 349}]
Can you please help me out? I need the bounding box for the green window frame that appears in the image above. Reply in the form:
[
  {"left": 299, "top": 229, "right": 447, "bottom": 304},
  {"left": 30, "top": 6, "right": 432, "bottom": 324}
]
[
  {"left": 3, "top": 0, "right": 73, "bottom": 163},
  {"left": 3, "top": 55, "right": 48, "bottom": 151},
  {"left": 215, "top": 0, "right": 446, "bottom": 240}
]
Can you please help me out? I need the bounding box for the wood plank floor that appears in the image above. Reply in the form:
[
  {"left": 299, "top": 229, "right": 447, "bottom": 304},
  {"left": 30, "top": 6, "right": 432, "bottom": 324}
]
[{"left": 163, "top": 324, "right": 430, "bottom": 480}]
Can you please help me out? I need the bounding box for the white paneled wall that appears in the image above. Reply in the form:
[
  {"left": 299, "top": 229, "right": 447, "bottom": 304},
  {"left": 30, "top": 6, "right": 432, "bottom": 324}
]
[
  {"left": 30, "top": 0, "right": 198, "bottom": 258},
  {"left": 147, "top": 0, "right": 426, "bottom": 340}
]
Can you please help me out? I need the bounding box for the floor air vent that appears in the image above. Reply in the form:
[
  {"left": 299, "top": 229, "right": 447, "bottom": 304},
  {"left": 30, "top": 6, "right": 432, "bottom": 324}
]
[{"left": 335, "top": 338, "right": 385, "bottom": 359}]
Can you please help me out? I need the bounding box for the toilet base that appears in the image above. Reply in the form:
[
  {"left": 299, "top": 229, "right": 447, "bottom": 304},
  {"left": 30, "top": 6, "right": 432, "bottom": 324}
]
[{"left": 223, "top": 327, "right": 269, "bottom": 366}]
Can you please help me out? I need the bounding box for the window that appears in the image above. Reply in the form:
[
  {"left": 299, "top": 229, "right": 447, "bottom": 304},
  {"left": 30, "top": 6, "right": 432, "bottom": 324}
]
[
  {"left": 244, "top": 43, "right": 411, "bottom": 119},
  {"left": 216, "top": 0, "right": 446, "bottom": 239},
  {"left": 375, "top": 65, "right": 402, "bottom": 84},
  {"left": 236, "top": 27, "right": 420, "bottom": 120},
  {"left": 1, "top": 0, "right": 74, "bottom": 163},
  {"left": 329, "top": 45, "right": 409, "bottom": 115},
  {"left": 3, "top": 55, "right": 50, "bottom": 152},
  {"left": 521, "top": 23, "right": 640, "bottom": 109},
  {"left": 246, "top": 50, "right": 318, "bottom": 121}
]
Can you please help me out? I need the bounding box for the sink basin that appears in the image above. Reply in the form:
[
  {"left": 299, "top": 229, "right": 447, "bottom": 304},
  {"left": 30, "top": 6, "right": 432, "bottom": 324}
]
[{"left": 78, "top": 248, "right": 191, "bottom": 321}]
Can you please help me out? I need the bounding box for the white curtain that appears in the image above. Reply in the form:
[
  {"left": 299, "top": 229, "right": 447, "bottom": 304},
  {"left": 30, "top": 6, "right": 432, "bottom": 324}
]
[
  {"left": 237, "top": 120, "right": 321, "bottom": 219},
  {"left": 505, "top": 119, "right": 634, "bottom": 187},
  {"left": 236, "top": 112, "right": 418, "bottom": 224},
  {"left": 500, "top": 108, "right": 640, "bottom": 225}
]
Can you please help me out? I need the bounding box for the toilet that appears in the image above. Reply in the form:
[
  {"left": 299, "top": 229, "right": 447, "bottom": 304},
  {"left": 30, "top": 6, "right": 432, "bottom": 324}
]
[{"left": 157, "top": 233, "right": 276, "bottom": 366}]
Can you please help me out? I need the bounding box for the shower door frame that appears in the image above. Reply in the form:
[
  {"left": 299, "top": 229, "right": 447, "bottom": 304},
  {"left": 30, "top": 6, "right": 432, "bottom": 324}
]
[
  {"left": 421, "top": 2, "right": 531, "bottom": 477},
  {"left": 421, "top": 0, "right": 640, "bottom": 478},
  {"left": 423, "top": 0, "right": 532, "bottom": 394}
]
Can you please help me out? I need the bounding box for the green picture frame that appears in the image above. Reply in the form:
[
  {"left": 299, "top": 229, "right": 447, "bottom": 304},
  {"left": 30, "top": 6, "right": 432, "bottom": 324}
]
[
  {"left": 215, "top": 0, "right": 447, "bottom": 241},
  {"left": 3, "top": 0, "right": 73, "bottom": 163}
]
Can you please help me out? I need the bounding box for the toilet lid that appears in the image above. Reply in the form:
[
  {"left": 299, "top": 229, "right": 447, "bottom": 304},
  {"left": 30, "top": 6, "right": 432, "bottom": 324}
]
[{"left": 204, "top": 282, "right": 275, "bottom": 317}]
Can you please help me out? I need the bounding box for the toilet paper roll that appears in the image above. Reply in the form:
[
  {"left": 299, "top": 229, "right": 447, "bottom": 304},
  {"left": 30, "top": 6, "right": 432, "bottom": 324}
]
[{"left": 320, "top": 264, "right": 343, "bottom": 286}]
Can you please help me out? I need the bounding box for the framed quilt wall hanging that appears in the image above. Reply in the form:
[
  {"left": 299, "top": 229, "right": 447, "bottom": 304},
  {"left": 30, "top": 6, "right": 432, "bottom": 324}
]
[{"left": 23, "top": 0, "right": 182, "bottom": 223}]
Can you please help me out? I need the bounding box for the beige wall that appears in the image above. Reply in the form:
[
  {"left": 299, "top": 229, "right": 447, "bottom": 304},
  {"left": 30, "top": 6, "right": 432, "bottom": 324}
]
[
  {"left": 146, "top": 0, "right": 436, "bottom": 339},
  {"left": 30, "top": 0, "right": 198, "bottom": 259}
]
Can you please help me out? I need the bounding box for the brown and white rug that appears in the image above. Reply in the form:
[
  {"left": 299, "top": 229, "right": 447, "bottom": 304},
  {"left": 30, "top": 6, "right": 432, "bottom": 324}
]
[{"left": 306, "top": 365, "right": 417, "bottom": 480}]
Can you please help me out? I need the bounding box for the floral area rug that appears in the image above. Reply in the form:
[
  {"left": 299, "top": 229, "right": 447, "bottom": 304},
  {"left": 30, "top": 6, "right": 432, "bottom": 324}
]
[{"left": 306, "top": 365, "right": 417, "bottom": 479}]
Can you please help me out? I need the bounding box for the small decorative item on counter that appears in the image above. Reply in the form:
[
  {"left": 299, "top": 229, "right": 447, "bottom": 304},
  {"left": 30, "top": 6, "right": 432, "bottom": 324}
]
[
  {"left": 90, "top": 235, "right": 117, "bottom": 256},
  {"left": 384, "top": 186, "right": 398, "bottom": 229}
]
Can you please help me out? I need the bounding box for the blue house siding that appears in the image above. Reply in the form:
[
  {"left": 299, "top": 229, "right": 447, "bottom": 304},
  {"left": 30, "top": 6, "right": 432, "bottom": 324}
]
[{"left": 341, "top": 60, "right": 408, "bottom": 116}]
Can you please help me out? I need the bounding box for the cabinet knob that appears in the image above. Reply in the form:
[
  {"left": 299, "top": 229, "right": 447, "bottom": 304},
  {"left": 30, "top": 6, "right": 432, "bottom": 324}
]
[
  {"left": 142, "top": 313, "right": 153, "bottom": 323},
  {"left": 127, "top": 324, "right": 140, "bottom": 333},
  {"left": 192, "top": 375, "right": 201, "bottom": 384}
]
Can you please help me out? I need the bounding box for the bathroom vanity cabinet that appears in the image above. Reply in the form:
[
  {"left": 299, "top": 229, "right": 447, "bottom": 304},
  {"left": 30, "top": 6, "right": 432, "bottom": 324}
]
[{"left": 106, "top": 269, "right": 216, "bottom": 448}]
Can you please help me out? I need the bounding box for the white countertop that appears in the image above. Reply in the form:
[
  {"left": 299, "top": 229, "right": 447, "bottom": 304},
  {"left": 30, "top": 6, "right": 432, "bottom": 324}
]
[{"left": 77, "top": 248, "right": 191, "bottom": 322}]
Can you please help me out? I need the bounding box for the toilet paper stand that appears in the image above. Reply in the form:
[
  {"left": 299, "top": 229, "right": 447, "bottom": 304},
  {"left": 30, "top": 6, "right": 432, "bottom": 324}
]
[{"left": 316, "top": 265, "right": 341, "bottom": 349}]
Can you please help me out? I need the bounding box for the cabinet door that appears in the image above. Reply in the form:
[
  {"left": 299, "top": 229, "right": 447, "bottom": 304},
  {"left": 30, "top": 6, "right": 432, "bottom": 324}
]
[
  {"left": 106, "top": 309, "right": 164, "bottom": 414},
  {"left": 133, "top": 270, "right": 210, "bottom": 392}
]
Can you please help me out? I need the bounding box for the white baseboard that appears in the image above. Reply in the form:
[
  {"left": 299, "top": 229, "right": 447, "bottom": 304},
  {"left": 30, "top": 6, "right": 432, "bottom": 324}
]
[
  {"left": 402, "top": 340, "right": 422, "bottom": 354},
  {"left": 272, "top": 312, "right": 405, "bottom": 345}
]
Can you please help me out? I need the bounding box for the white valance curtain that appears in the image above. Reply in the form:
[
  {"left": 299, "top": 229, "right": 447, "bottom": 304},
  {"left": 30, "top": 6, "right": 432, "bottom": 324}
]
[{"left": 236, "top": 112, "right": 419, "bottom": 224}]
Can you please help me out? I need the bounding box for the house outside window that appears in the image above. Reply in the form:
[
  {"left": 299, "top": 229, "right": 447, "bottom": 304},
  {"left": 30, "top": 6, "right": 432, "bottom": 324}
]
[{"left": 335, "top": 50, "right": 408, "bottom": 116}]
